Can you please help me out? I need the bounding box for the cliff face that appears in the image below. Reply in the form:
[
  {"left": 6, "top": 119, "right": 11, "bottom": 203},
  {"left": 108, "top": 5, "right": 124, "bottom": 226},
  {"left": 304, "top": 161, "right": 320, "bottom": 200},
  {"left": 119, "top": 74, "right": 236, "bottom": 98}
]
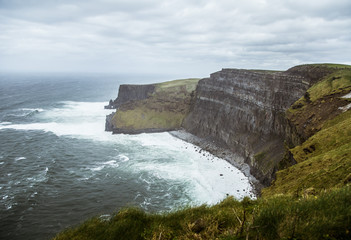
[
  {"left": 105, "top": 84, "right": 156, "bottom": 131},
  {"left": 182, "top": 69, "right": 313, "bottom": 185},
  {"left": 105, "top": 84, "right": 155, "bottom": 109}
]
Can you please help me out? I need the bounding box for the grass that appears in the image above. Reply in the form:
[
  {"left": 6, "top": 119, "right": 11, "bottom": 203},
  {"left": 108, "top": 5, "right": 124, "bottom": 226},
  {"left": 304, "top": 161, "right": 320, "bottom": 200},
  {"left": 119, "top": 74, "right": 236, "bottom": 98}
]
[
  {"left": 307, "top": 63, "right": 351, "bottom": 69},
  {"left": 307, "top": 69, "right": 351, "bottom": 101},
  {"left": 288, "top": 68, "right": 351, "bottom": 113},
  {"left": 264, "top": 68, "right": 351, "bottom": 197},
  {"left": 53, "top": 186, "right": 351, "bottom": 240},
  {"left": 112, "top": 107, "right": 185, "bottom": 129},
  {"left": 248, "top": 69, "right": 282, "bottom": 74},
  {"left": 156, "top": 78, "right": 200, "bottom": 92}
]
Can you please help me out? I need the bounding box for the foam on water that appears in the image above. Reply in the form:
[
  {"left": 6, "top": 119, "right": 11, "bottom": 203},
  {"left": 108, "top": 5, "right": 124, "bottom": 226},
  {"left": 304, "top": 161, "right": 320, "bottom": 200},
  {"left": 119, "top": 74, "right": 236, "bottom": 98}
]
[
  {"left": 14, "top": 157, "right": 26, "bottom": 161},
  {"left": 118, "top": 154, "right": 129, "bottom": 162},
  {"left": 123, "top": 132, "right": 254, "bottom": 203},
  {"left": 0, "top": 100, "right": 254, "bottom": 208},
  {"left": 21, "top": 108, "right": 44, "bottom": 113},
  {"left": 0, "top": 101, "right": 115, "bottom": 141}
]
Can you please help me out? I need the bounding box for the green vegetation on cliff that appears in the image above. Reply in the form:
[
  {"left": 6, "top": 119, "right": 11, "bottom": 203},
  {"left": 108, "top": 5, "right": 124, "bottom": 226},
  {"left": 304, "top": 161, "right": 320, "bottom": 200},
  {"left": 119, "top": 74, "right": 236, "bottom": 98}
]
[
  {"left": 264, "top": 109, "right": 351, "bottom": 197},
  {"left": 111, "top": 78, "right": 199, "bottom": 131},
  {"left": 54, "top": 186, "right": 351, "bottom": 240},
  {"left": 264, "top": 67, "right": 351, "bottom": 197}
]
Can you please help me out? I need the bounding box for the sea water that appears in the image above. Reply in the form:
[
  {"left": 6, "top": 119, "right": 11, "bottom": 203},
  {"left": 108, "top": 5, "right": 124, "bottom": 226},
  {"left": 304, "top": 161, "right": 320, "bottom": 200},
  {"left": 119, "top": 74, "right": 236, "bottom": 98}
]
[{"left": 0, "top": 73, "right": 254, "bottom": 240}]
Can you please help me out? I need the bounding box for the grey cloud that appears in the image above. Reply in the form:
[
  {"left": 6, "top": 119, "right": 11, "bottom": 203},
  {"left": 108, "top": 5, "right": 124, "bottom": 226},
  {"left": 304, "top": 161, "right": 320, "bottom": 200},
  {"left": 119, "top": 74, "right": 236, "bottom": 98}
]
[{"left": 0, "top": 0, "right": 350, "bottom": 76}]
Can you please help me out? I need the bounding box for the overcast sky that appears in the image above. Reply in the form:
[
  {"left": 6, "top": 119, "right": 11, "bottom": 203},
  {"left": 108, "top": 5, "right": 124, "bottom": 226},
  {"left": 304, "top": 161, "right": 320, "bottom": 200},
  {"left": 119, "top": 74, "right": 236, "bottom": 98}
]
[{"left": 0, "top": 0, "right": 350, "bottom": 77}]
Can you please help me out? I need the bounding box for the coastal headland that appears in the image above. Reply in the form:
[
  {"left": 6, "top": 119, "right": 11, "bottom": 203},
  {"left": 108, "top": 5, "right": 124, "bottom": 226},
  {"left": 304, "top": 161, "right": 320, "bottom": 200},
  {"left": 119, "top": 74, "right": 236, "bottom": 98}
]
[
  {"left": 105, "top": 63, "right": 351, "bottom": 194},
  {"left": 54, "top": 63, "right": 351, "bottom": 239}
]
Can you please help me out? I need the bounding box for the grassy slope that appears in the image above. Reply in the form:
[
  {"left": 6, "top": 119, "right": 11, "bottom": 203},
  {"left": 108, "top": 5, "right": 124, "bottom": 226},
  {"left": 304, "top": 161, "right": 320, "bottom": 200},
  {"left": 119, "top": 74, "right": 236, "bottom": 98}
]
[
  {"left": 263, "top": 67, "right": 351, "bottom": 197},
  {"left": 54, "top": 186, "right": 351, "bottom": 240},
  {"left": 111, "top": 78, "right": 199, "bottom": 130},
  {"left": 264, "top": 110, "right": 351, "bottom": 196}
]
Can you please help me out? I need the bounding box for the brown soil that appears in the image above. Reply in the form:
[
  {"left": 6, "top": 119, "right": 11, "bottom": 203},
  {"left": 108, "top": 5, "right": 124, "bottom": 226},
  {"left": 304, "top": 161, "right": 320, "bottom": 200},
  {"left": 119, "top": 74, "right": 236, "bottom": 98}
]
[{"left": 287, "top": 89, "right": 351, "bottom": 142}]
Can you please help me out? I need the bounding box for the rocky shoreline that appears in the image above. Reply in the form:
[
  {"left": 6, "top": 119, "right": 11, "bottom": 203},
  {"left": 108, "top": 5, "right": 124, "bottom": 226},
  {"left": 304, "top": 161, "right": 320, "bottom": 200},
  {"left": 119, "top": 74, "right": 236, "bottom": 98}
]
[{"left": 169, "top": 130, "right": 262, "bottom": 194}]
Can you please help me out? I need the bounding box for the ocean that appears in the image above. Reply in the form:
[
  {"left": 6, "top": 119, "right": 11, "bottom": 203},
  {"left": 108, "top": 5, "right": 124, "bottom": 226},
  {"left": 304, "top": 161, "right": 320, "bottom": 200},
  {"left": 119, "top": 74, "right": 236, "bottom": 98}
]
[{"left": 0, "top": 73, "right": 254, "bottom": 240}]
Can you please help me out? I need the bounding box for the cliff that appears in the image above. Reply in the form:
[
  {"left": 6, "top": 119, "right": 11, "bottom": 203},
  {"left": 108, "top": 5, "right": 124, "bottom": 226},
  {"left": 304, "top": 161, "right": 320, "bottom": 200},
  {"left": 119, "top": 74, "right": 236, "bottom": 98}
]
[
  {"left": 182, "top": 68, "right": 314, "bottom": 185},
  {"left": 105, "top": 84, "right": 155, "bottom": 109},
  {"left": 106, "top": 64, "right": 351, "bottom": 189},
  {"left": 106, "top": 79, "right": 199, "bottom": 133}
]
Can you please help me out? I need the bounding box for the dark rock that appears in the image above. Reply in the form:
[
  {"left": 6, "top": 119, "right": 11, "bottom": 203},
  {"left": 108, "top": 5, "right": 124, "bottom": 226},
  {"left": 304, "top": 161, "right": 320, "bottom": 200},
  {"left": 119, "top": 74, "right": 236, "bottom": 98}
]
[
  {"left": 182, "top": 69, "right": 312, "bottom": 185},
  {"left": 113, "top": 84, "right": 156, "bottom": 109},
  {"left": 105, "top": 113, "right": 115, "bottom": 131}
]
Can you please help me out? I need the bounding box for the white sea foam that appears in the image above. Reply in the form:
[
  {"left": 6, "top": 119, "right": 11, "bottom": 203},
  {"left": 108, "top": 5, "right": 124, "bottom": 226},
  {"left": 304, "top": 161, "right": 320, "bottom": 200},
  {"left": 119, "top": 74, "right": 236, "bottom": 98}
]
[
  {"left": 90, "top": 166, "right": 104, "bottom": 172},
  {"left": 127, "top": 132, "right": 254, "bottom": 204},
  {"left": 22, "top": 108, "right": 44, "bottom": 113},
  {"left": 26, "top": 167, "right": 49, "bottom": 183},
  {"left": 0, "top": 101, "right": 116, "bottom": 141},
  {"left": 6, "top": 108, "right": 44, "bottom": 118},
  {"left": 15, "top": 157, "right": 26, "bottom": 161},
  {"left": 89, "top": 160, "right": 120, "bottom": 172},
  {"left": 118, "top": 154, "right": 129, "bottom": 162},
  {"left": 1, "top": 100, "right": 254, "bottom": 205},
  {"left": 103, "top": 160, "right": 120, "bottom": 168}
]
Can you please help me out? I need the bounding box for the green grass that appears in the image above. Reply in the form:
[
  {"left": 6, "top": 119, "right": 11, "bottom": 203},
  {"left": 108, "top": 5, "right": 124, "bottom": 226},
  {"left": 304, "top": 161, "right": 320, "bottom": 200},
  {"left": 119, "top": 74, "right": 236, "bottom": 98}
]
[
  {"left": 156, "top": 78, "right": 200, "bottom": 92},
  {"left": 307, "top": 69, "right": 351, "bottom": 101},
  {"left": 265, "top": 107, "right": 351, "bottom": 197},
  {"left": 249, "top": 69, "right": 282, "bottom": 74},
  {"left": 112, "top": 107, "right": 185, "bottom": 129},
  {"left": 264, "top": 68, "right": 351, "bottom": 197},
  {"left": 288, "top": 68, "right": 351, "bottom": 113},
  {"left": 307, "top": 63, "right": 351, "bottom": 69},
  {"left": 53, "top": 186, "right": 351, "bottom": 240}
]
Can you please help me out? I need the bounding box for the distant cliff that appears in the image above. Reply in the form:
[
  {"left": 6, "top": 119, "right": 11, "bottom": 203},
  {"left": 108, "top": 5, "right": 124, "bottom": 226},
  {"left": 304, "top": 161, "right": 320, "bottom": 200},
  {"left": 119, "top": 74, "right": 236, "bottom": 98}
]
[{"left": 106, "top": 79, "right": 199, "bottom": 134}]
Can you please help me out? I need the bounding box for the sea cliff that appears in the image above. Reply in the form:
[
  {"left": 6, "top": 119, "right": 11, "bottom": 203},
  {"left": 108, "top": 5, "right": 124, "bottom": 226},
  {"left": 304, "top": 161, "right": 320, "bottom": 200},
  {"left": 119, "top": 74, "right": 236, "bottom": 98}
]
[
  {"left": 106, "top": 64, "right": 351, "bottom": 189},
  {"left": 105, "top": 78, "right": 199, "bottom": 134},
  {"left": 182, "top": 68, "right": 311, "bottom": 186}
]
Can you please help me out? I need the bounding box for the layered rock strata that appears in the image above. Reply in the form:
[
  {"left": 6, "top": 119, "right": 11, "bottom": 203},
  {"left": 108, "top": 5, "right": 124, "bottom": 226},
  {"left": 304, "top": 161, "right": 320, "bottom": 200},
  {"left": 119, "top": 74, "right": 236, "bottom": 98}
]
[
  {"left": 182, "top": 69, "right": 313, "bottom": 185},
  {"left": 105, "top": 84, "right": 155, "bottom": 109}
]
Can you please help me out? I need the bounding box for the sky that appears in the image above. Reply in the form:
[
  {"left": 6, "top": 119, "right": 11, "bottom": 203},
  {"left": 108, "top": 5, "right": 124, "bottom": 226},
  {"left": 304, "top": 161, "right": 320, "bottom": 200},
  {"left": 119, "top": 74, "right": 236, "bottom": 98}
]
[{"left": 0, "top": 0, "right": 350, "bottom": 78}]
